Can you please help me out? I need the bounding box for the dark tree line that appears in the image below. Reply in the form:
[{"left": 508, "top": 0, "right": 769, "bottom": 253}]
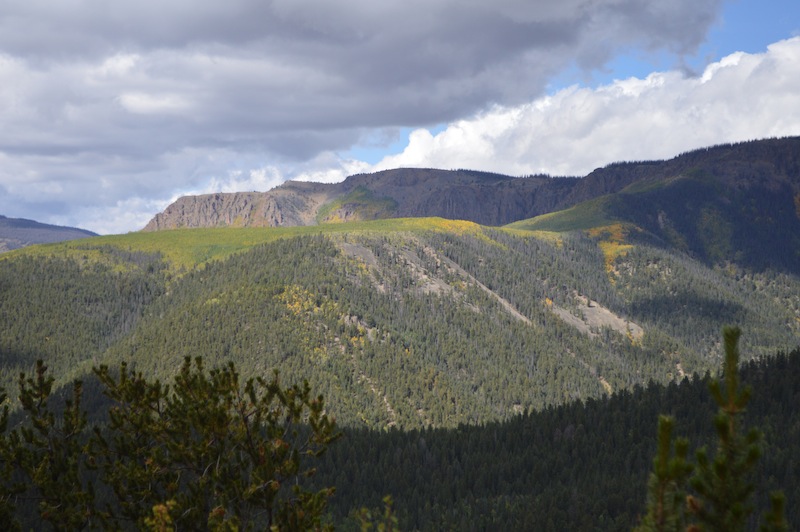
[{"left": 315, "top": 345, "right": 800, "bottom": 530}]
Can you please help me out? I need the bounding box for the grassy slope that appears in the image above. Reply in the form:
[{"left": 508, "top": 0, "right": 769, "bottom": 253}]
[
  {"left": 5, "top": 217, "right": 488, "bottom": 271},
  {"left": 506, "top": 195, "right": 616, "bottom": 233},
  {"left": 316, "top": 186, "right": 399, "bottom": 224}
]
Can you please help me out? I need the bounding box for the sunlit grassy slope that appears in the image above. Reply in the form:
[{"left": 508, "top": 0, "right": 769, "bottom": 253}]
[
  {"left": 505, "top": 195, "right": 616, "bottom": 233},
  {"left": 6, "top": 217, "right": 491, "bottom": 270},
  {"left": 316, "top": 186, "right": 398, "bottom": 224}
]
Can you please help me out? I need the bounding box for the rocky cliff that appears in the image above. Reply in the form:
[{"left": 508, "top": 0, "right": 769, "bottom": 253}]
[
  {"left": 143, "top": 169, "right": 582, "bottom": 231},
  {"left": 143, "top": 181, "right": 338, "bottom": 230}
]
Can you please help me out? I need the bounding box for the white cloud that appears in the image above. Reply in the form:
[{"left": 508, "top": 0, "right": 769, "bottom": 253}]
[
  {"left": 119, "top": 92, "right": 193, "bottom": 115},
  {"left": 59, "top": 196, "right": 175, "bottom": 235},
  {"left": 375, "top": 37, "right": 800, "bottom": 177}
]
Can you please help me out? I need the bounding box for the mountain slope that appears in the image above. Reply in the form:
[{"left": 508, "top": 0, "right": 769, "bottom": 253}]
[
  {"left": 0, "top": 215, "right": 97, "bottom": 252},
  {"left": 2, "top": 219, "right": 798, "bottom": 430},
  {"left": 510, "top": 138, "right": 800, "bottom": 274}
]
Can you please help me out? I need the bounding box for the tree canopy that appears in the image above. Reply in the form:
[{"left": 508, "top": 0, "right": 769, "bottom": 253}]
[{"left": 0, "top": 358, "right": 339, "bottom": 531}]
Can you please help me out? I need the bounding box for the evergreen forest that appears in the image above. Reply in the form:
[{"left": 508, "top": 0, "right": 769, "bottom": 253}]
[{"left": 2, "top": 224, "right": 797, "bottom": 430}]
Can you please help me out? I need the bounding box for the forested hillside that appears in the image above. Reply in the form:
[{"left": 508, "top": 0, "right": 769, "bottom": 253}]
[
  {"left": 1, "top": 219, "right": 797, "bottom": 430},
  {"left": 3, "top": 332, "right": 796, "bottom": 530},
  {"left": 511, "top": 137, "right": 800, "bottom": 274},
  {"left": 315, "top": 347, "right": 800, "bottom": 530}
]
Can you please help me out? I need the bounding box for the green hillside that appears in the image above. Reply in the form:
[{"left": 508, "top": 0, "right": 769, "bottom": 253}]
[
  {"left": 506, "top": 195, "right": 616, "bottom": 233},
  {"left": 6, "top": 217, "right": 481, "bottom": 271},
  {"left": 508, "top": 167, "right": 800, "bottom": 275},
  {"left": 1, "top": 218, "right": 798, "bottom": 430},
  {"left": 316, "top": 185, "right": 399, "bottom": 224}
]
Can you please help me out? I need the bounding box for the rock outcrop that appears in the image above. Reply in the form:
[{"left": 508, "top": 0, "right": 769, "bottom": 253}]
[
  {"left": 143, "top": 169, "right": 582, "bottom": 231},
  {"left": 143, "top": 181, "right": 338, "bottom": 230}
]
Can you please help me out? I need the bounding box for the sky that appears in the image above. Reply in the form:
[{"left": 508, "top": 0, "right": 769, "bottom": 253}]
[{"left": 0, "top": 0, "right": 798, "bottom": 234}]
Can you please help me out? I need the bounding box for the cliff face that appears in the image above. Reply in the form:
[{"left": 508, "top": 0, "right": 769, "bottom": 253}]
[
  {"left": 142, "top": 137, "right": 800, "bottom": 231},
  {"left": 387, "top": 175, "right": 577, "bottom": 225},
  {"left": 143, "top": 169, "right": 582, "bottom": 230},
  {"left": 143, "top": 182, "right": 339, "bottom": 231}
]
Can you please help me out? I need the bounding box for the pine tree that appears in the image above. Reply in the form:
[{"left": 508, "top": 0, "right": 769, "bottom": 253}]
[
  {"left": 92, "top": 357, "right": 341, "bottom": 530},
  {"left": 635, "top": 415, "right": 693, "bottom": 532},
  {"left": 1, "top": 362, "right": 94, "bottom": 530},
  {"left": 638, "top": 327, "right": 788, "bottom": 531},
  {"left": 0, "top": 358, "right": 340, "bottom": 530},
  {"left": 687, "top": 327, "right": 762, "bottom": 530}
]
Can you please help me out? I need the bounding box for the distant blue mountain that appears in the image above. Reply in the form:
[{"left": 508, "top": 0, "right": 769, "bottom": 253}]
[{"left": 0, "top": 215, "right": 96, "bottom": 252}]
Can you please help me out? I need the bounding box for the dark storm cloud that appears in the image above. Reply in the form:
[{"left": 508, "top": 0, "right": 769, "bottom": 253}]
[{"left": 1, "top": 0, "right": 723, "bottom": 119}]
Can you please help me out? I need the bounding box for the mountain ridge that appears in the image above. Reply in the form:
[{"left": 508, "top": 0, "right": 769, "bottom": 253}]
[
  {"left": 511, "top": 137, "right": 800, "bottom": 274},
  {"left": 2, "top": 138, "right": 799, "bottom": 529},
  {"left": 0, "top": 215, "right": 97, "bottom": 253},
  {"left": 143, "top": 137, "right": 800, "bottom": 232},
  {"left": 4, "top": 219, "right": 798, "bottom": 430},
  {"left": 143, "top": 168, "right": 579, "bottom": 230}
]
